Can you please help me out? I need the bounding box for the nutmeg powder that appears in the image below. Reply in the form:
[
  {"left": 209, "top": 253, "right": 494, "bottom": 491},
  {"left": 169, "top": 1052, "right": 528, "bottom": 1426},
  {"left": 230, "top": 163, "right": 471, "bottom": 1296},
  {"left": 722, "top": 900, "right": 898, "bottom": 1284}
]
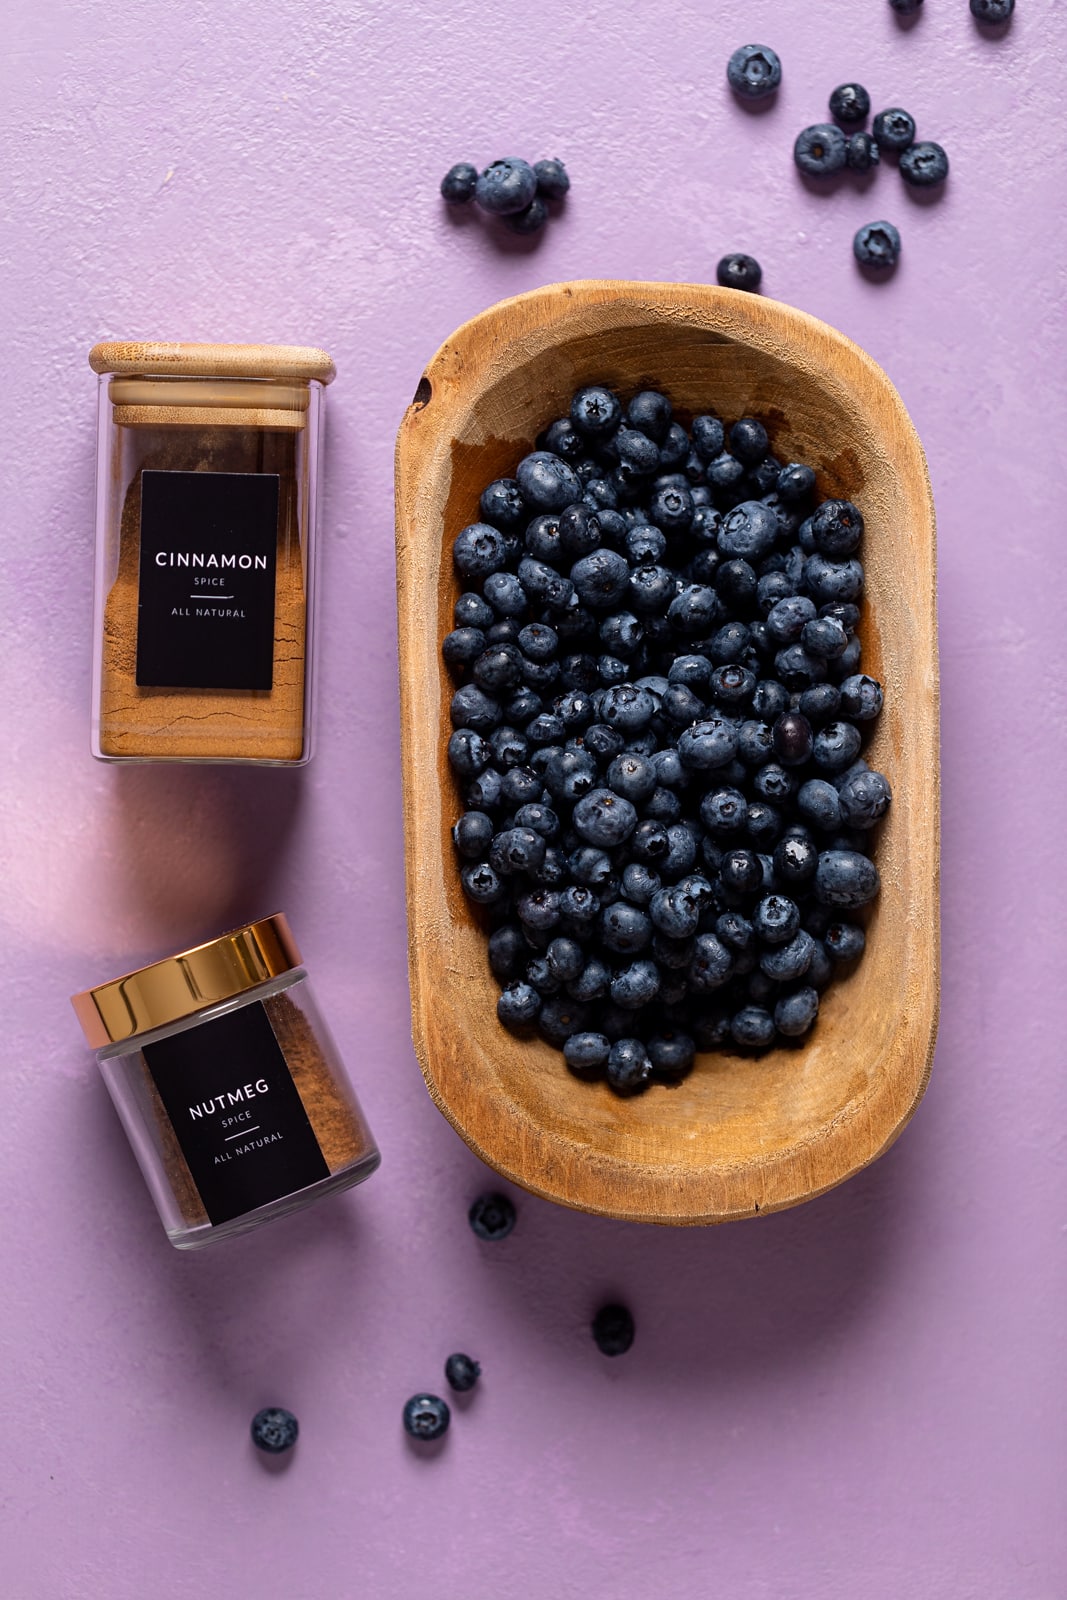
[
  {"left": 98, "top": 420, "right": 309, "bottom": 761},
  {"left": 136, "top": 988, "right": 373, "bottom": 1231}
]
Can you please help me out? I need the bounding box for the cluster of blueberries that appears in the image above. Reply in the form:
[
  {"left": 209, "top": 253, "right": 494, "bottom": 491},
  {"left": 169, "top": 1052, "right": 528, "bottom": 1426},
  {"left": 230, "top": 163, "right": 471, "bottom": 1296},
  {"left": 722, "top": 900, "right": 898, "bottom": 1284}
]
[
  {"left": 443, "top": 384, "right": 891, "bottom": 1098},
  {"left": 440, "top": 157, "right": 569, "bottom": 237}
]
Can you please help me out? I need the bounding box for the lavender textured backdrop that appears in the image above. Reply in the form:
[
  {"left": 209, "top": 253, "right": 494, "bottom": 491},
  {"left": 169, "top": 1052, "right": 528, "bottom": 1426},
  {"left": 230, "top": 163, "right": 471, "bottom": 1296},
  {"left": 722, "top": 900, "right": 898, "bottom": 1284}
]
[{"left": 1, "top": 2, "right": 1063, "bottom": 1596}]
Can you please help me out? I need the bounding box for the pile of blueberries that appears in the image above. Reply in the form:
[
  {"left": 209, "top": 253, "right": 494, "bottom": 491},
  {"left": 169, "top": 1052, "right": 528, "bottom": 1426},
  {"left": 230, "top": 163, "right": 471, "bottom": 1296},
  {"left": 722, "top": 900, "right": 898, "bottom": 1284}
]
[
  {"left": 440, "top": 157, "right": 569, "bottom": 237},
  {"left": 443, "top": 384, "right": 891, "bottom": 1097}
]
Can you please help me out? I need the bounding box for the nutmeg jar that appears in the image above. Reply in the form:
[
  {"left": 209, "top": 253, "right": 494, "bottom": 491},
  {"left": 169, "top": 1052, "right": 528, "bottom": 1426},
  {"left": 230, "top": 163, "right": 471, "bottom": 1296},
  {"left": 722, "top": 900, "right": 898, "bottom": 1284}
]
[
  {"left": 72, "top": 916, "right": 380, "bottom": 1248},
  {"left": 88, "top": 341, "right": 334, "bottom": 764}
]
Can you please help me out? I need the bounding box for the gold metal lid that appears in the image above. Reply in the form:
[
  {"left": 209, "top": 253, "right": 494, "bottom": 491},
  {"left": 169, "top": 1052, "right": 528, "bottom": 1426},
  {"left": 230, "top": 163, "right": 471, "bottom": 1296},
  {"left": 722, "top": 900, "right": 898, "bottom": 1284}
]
[
  {"left": 71, "top": 915, "right": 303, "bottom": 1048},
  {"left": 88, "top": 341, "right": 336, "bottom": 385}
]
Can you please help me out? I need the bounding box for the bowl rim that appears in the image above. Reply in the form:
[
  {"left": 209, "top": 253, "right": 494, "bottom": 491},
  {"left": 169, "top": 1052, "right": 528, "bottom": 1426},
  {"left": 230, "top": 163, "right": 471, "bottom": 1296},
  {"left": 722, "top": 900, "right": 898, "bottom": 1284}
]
[{"left": 395, "top": 278, "right": 940, "bottom": 1226}]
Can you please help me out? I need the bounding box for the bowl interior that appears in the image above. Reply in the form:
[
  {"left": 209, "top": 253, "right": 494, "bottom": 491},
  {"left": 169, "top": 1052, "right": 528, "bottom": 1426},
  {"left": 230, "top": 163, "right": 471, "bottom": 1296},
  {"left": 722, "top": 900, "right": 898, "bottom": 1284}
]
[{"left": 401, "top": 285, "right": 937, "bottom": 1221}]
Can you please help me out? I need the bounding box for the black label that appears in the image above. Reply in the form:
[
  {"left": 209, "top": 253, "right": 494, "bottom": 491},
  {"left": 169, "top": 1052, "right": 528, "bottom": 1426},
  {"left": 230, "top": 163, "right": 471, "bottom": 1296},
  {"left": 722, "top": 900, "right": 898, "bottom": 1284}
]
[
  {"left": 143, "top": 1001, "right": 330, "bottom": 1227},
  {"left": 136, "top": 470, "right": 280, "bottom": 690}
]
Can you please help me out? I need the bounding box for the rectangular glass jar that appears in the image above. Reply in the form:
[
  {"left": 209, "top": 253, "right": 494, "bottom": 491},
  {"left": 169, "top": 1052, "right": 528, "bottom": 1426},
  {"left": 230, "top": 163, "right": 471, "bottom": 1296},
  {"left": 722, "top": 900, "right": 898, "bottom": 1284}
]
[
  {"left": 72, "top": 916, "right": 380, "bottom": 1248},
  {"left": 88, "top": 342, "right": 335, "bottom": 764}
]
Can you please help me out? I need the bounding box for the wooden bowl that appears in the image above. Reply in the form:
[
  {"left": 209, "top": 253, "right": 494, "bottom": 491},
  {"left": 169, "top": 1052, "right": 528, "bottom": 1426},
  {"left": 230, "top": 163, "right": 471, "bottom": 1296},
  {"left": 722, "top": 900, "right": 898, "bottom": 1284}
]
[{"left": 395, "top": 280, "right": 939, "bottom": 1226}]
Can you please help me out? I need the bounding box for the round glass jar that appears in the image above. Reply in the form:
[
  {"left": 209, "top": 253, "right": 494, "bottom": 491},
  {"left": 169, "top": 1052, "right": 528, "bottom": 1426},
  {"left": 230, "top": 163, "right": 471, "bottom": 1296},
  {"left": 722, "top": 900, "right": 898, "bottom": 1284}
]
[
  {"left": 88, "top": 341, "right": 335, "bottom": 764},
  {"left": 72, "top": 915, "right": 380, "bottom": 1249}
]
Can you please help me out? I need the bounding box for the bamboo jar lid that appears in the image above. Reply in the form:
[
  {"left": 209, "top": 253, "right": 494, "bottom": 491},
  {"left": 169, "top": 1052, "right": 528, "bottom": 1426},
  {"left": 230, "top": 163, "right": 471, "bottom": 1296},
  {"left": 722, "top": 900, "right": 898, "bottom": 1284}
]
[{"left": 89, "top": 341, "right": 336, "bottom": 385}]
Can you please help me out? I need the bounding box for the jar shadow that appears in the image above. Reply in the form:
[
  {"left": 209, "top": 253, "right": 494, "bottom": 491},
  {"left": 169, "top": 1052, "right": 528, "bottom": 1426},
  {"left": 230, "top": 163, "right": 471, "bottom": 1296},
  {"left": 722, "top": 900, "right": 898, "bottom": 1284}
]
[{"left": 108, "top": 765, "right": 305, "bottom": 937}]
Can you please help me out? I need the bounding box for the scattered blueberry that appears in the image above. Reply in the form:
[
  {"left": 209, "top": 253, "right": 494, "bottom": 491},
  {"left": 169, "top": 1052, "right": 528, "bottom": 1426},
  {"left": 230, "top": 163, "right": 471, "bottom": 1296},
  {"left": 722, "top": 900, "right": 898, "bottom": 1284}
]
[
  {"left": 794, "top": 124, "right": 849, "bottom": 178},
  {"left": 250, "top": 1407, "right": 299, "bottom": 1455},
  {"left": 853, "top": 220, "right": 902, "bottom": 269},
  {"left": 505, "top": 197, "right": 549, "bottom": 235},
  {"left": 899, "top": 141, "right": 949, "bottom": 187},
  {"left": 440, "top": 162, "right": 479, "bottom": 204},
  {"left": 444, "top": 1353, "right": 481, "bottom": 1393},
  {"left": 872, "top": 108, "right": 916, "bottom": 152},
  {"left": 889, "top": 0, "right": 923, "bottom": 11},
  {"left": 534, "top": 158, "right": 571, "bottom": 200},
  {"left": 403, "top": 1394, "right": 451, "bottom": 1441},
  {"left": 468, "top": 1193, "right": 517, "bottom": 1241},
  {"left": 829, "top": 83, "right": 871, "bottom": 124},
  {"left": 592, "top": 1303, "right": 635, "bottom": 1356},
  {"left": 717, "top": 253, "right": 763, "bottom": 292},
  {"left": 970, "top": 0, "right": 1013, "bottom": 17},
  {"left": 847, "top": 132, "right": 881, "bottom": 173},
  {"left": 475, "top": 158, "right": 538, "bottom": 216},
  {"left": 727, "top": 43, "right": 782, "bottom": 99}
]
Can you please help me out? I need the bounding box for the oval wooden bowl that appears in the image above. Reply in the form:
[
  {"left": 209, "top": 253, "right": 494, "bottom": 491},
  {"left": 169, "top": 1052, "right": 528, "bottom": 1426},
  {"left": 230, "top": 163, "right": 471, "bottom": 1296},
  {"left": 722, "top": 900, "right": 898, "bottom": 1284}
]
[{"left": 395, "top": 280, "right": 939, "bottom": 1226}]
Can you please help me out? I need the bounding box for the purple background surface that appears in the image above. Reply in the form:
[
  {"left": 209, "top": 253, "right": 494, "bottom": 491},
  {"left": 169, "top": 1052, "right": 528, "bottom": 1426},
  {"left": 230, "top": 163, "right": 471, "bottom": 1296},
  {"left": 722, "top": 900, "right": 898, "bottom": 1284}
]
[{"left": 2, "top": 2, "right": 1063, "bottom": 1596}]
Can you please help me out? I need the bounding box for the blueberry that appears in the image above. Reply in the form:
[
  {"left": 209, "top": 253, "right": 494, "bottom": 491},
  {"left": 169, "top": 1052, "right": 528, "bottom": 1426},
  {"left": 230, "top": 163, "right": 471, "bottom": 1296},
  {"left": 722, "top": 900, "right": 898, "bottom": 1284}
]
[
  {"left": 564, "top": 1031, "right": 611, "bottom": 1077},
  {"left": 600, "top": 900, "right": 653, "bottom": 953},
  {"left": 571, "top": 548, "right": 630, "bottom": 609},
  {"left": 811, "top": 499, "right": 863, "bottom": 557},
  {"left": 516, "top": 888, "right": 561, "bottom": 931},
  {"left": 775, "top": 463, "right": 815, "bottom": 503},
  {"left": 447, "top": 728, "right": 490, "bottom": 780},
  {"left": 759, "top": 929, "right": 815, "bottom": 982},
  {"left": 678, "top": 717, "right": 740, "bottom": 771},
  {"left": 730, "top": 1005, "right": 776, "bottom": 1048},
  {"left": 571, "top": 385, "right": 622, "bottom": 439},
  {"left": 802, "top": 616, "right": 849, "bottom": 659},
  {"left": 871, "top": 109, "right": 916, "bottom": 152},
  {"left": 497, "top": 982, "right": 542, "bottom": 1030},
  {"left": 626, "top": 390, "right": 672, "bottom": 443},
  {"left": 627, "top": 563, "right": 677, "bottom": 613},
  {"left": 716, "top": 910, "right": 754, "bottom": 953},
  {"left": 658, "top": 422, "right": 691, "bottom": 468},
  {"left": 839, "top": 674, "right": 884, "bottom": 721},
  {"left": 505, "top": 197, "right": 549, "bottom": 235},
  {"left": 442, "top": 627, "right": 486, "bottom": 672},
  {"left": 847, "top": 132, "right": 881, "bottom": 173},
  {"left": 453, "top": 810, "right": 494, "bottom": 860},
  {"left": 774, "top": 987, "right": 819, "bottom": 1037},
  {"left": 475, "top": 158, "right": 538, "bottom": 216},
  {"left": 460, "top": 861, "right": 506, "bottom": 906},
  {"left": 440, "top": 162, "right": 479, "bottom": 204},
  {"left": 689, "top": 932, "right": 734, "bottom": 991},
  {"left": 444, "top": 1353, "right": 481, "bottom": 1393},
  {"left": 798, "top": 683, "right": 842, "bottom": 727},
  {"left": 483, "top": 571, "right": 528, "bottom": 618},
  {"left": 890, "top": 0, "right": 923, "bottom": 10},
  {"left": 772, "top": 832, "right": 818, "bottom": 886},
  {"left": 534, "top": 157, "right": 570, "bottom": 199},
  {"left": 727, "top": 43, "right": 782, "bottom": 99},
  {"left": 970, "top": 0, "right": 1013, "bottom": 17},
  {"left": 813, "top": 721, "right": 862, "bottom": 773},
  {"left": 621, "top": 862, "right": 661, "bottom": 906},
  {"left": 717, "top": 253, "right": 762, "bottom": 292},
  {"left": 455, "top": 591, "right": 495, "bottom": 630},
  {"left": 709, "top": 664, "right": 756, "bottom": 707},
  {"left": 804, "top": 554, "right": 864, "bottom": 605},
  {"left": 251, "top": 1407, "right": 299, "bottom": 1454},
  {"left": 647, "top": 1031, "right": 696, "bottom": 1077},
  {"left": 516, "top": 451, "right": 582, "bottom": 512},
  {"left": 829, "top": 83, "right": 871, "bottom": 124},
  {"left": 720, "top": 846, "right": 764, "bottom": 897},
  {"left": 454, "top": 522, "right": 511, "bottom": 580},
  {"left": 649, "top": 482, "right": 694, "bottom": 534},
  {"left": 729, "top": 417, "right": 769, "bottom": 466},
  {"left": 649, "top": 885, "right": 702, "bottom": 939},
  {"left": 752, "top": 679, "right": 791, "bottom": 720},
  {"left": 899, "top": 141, "right": 949, "bottom": 188},
  {"left": 706, "top": 450, "right": 746, "bottom": 491},
  {"left": 668, "top": 584, "right": 719, "bottom": 635},
  {"left": 403, "top": 1394, "right": 450, "bottom": 1441},
  {"left": 487, "top": 924, "right": 526, "bottom": 979},
  {"left": 468, "top": 1192, "right": 517, "bottom": 1240},
  {"left": 794, "top": 123, "right": 848, "bottom": 177},
  {"left": 718, "top": 500, "right": 779, "bottom": 560},
  {"left": 606, "top": 1039, "right": 652, "bottom": 1095},
  {"left": 838, "top": 769, "right": 892, "bottom": 828},
  {"left": 610, "top": 959, "right": 661, "bottom": 1009},
  {"left": 853, "top": 220, "right": 901, "bottom": 269},
  {"left": 769, "top": 711, "right": 813, "bottom": 767},
  {"left": 606, "top": 752, "right": 656, "bottom": 803},
  {"left": 825, "top": 921, "right": 866, "bottom": 962},
  {"left": 753, "top": 894, "right": 800, "bottom": 945},
  {"left": 616, "top": 427, "right": 662, "bottom": 480},
  {"left": 815, "top": 849, "right": 880, "bottom": 909},
  {"left": 699, "top": 786, "right": 748, "bottom": 839},
  {"left": 691, "top": 415, "right": 726, "bottom": 461},
  {"left": 539, "top": 995, "right": 592, "bottom": 1045}
]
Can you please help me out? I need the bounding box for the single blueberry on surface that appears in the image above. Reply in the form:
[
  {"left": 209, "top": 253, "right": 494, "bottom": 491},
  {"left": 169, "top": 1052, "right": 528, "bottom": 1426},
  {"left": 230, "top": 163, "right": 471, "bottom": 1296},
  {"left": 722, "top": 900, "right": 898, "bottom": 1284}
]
[
  {"left": 468, "top": 1192, "right": 517, "bottom": 1240},
  {"left": 475, "top": 158, "right": 538, "bottom": 216},
  {"left": 829, "top": 83, "right": 871, "bottom": 123},
  {"left": 251, "top": 1407, "right": 299, "bottom": 1455},
  {"left": 899, "top": 141, "right": 949, "bottom": 187},
  {"left": 853, "top": 221, "right": 901, "bottom": 269},
  {"left": 403, "top": 1394, "right": 451, "bottom": 1441},
  {"left": 727, "top": 43, "right": 782, "bottom": 99},
  {"left": 970, "top": 0, "right": 1013, "bottom": 17},
  {"left": 445, "top": 1353, "right": 481, "bottom": 1393},
  {"left": 889, "top": 0, "right": 923, "bottom": 11},
  {"left": 794, "top": 123, "right": 848, "bottom": 177},
  {"left": 440, "top": 162, "right": 479, "bottom": 204},
  {"left": 872, "top": 109, "right": 916, "bottom": 152},
  {"left": 717, "top": 253, "right": 763, "bottom": 292},
  {"left": 504, "top": 197, "right": 549, "bottom": 235},
  {"left": 533, "top": 157, "right": 570, "bottom": 199},
  {"left": 847, "top": 132, "right": 881, "bottom": 173},
  {"left": 592, "top": 1302, "right": 635, "bottom": 1355}
]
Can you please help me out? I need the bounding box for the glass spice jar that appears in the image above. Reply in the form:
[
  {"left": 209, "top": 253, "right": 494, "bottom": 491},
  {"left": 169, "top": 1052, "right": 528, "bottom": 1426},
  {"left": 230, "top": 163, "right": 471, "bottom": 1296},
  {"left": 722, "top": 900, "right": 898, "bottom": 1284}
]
[
  {"left": 88, "top": 341, "right": 334, "bottom": 764},
  {"left": 71, "top": 915, "right": 380, "bottom": 1248}
]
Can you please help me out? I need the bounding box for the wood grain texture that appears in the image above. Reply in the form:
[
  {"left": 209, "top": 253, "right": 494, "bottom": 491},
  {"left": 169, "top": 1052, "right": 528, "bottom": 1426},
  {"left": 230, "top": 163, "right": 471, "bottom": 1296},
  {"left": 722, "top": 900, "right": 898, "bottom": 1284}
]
[
  {"left": 395, "top": 280, "right": 940, "bottom": 1226},
  {"left": 89, "top": 341, "right": 336, "bottom": 384}
]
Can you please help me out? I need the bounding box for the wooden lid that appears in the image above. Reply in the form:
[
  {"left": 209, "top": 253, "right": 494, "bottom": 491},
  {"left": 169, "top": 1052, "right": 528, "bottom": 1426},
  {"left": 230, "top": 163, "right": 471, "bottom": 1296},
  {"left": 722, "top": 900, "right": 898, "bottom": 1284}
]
[{"left": 88, "top": 341, "right": 336, "bottom": 385}]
